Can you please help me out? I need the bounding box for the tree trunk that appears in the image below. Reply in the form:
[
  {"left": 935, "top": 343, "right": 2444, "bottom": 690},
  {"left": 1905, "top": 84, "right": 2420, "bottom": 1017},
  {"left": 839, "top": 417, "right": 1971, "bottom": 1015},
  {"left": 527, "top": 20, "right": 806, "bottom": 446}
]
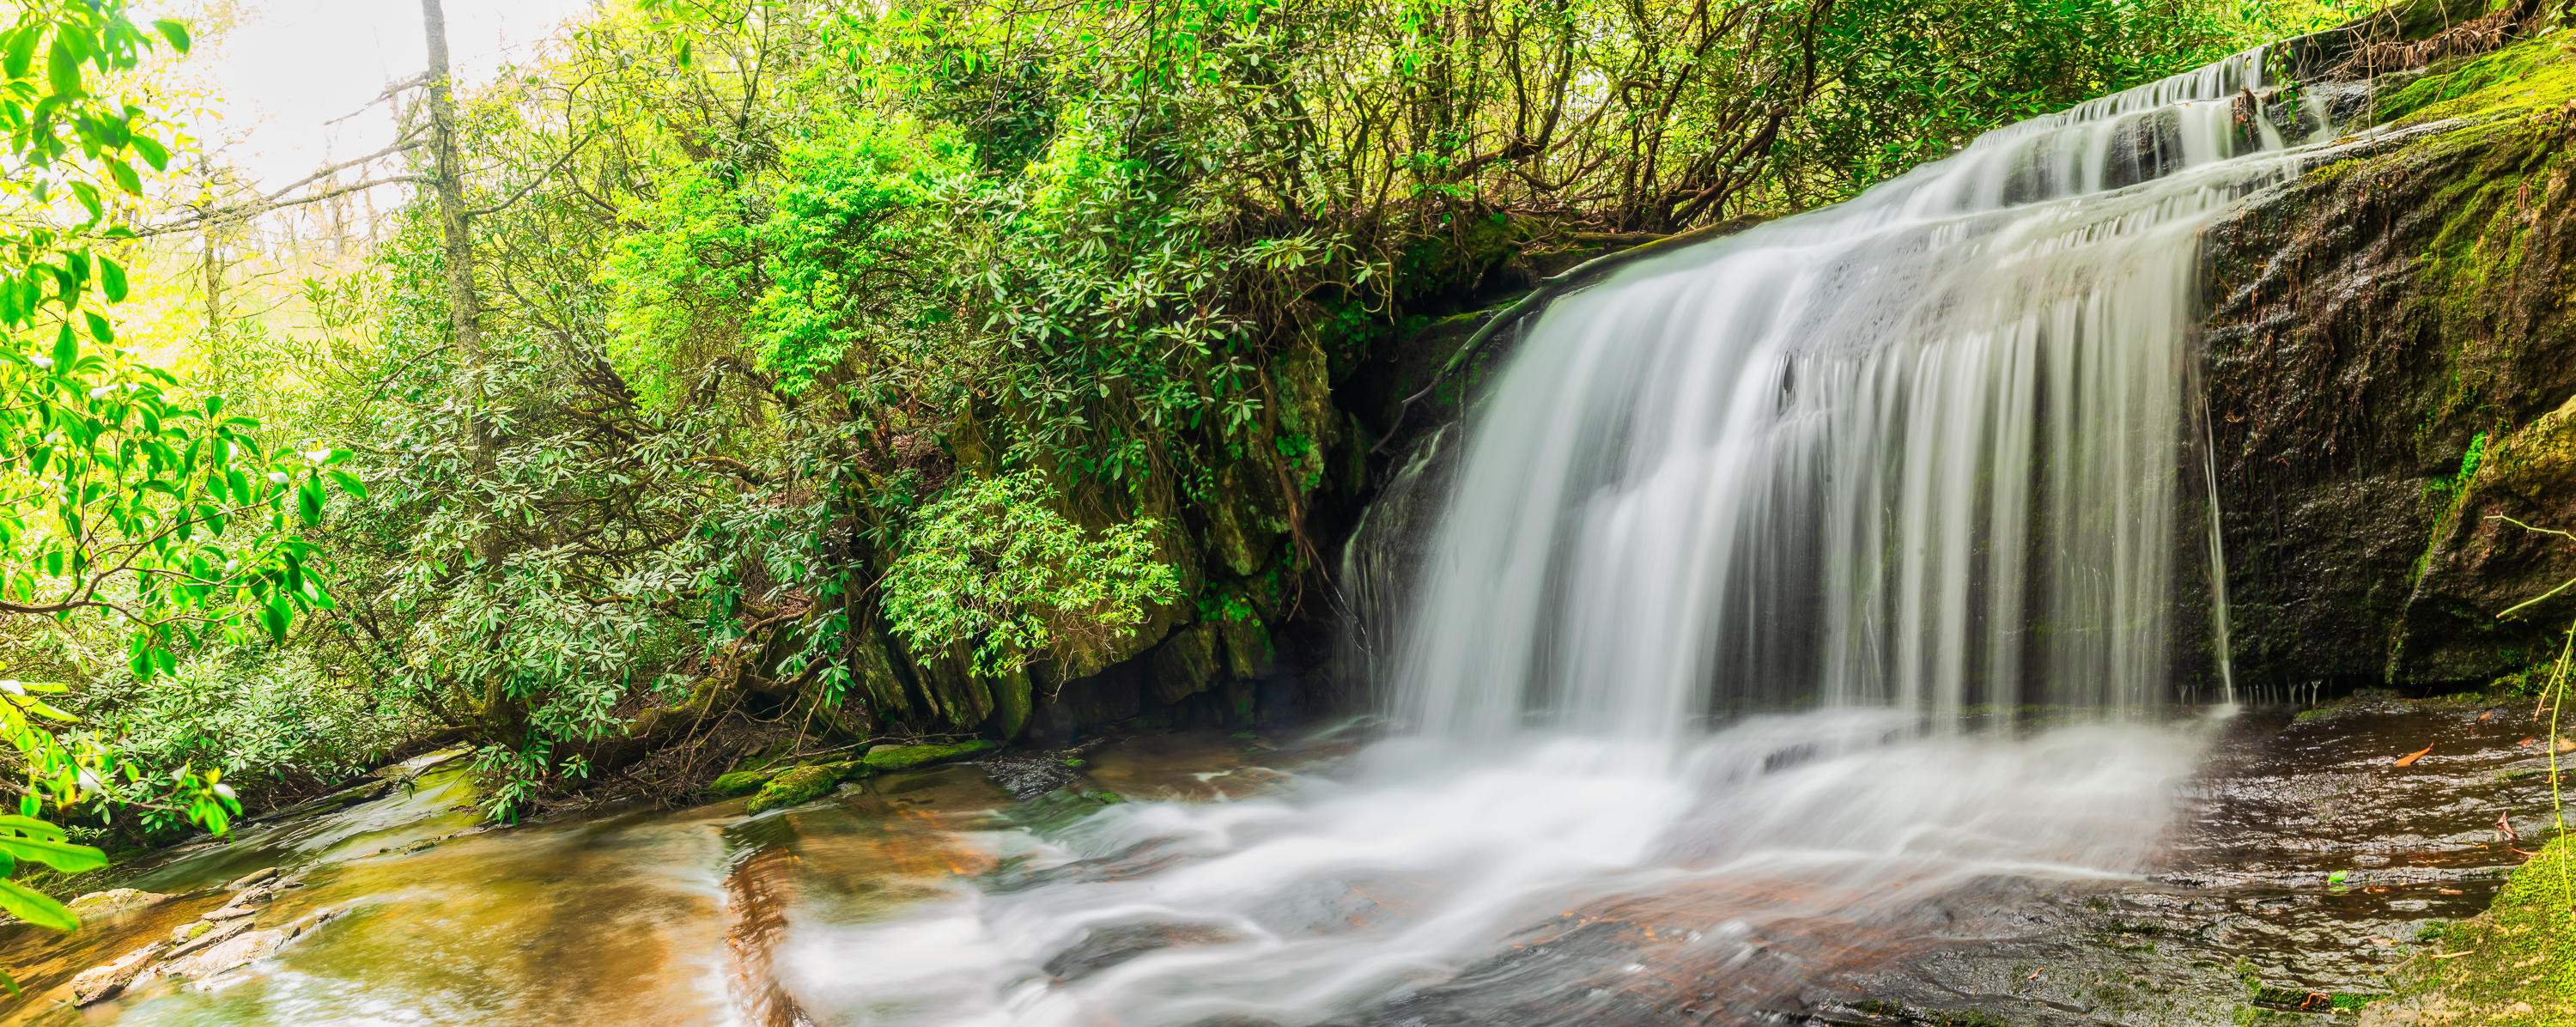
[
  {"left": 419, "top": 0, "right": 499, "bottom": 568},
  {"left": 421, "top": 0, "right": 520, "bottom": 735}
]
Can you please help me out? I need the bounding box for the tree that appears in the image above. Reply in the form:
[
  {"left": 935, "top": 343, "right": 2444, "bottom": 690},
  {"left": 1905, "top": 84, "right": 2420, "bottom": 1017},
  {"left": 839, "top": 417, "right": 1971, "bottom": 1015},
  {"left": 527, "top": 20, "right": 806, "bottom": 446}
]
[{"left": 0, "top": 0, "right": 352, "bottom": 984}]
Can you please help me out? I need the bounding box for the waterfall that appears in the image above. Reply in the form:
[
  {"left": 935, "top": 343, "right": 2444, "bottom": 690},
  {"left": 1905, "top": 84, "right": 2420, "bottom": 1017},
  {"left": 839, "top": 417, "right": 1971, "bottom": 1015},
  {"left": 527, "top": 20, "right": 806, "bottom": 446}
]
[
  {"left": 787, "top": 47, "right": 2358, "bottom": 1027},
  {"left": 1392, "top": 48, "right": 2306, "bottom": 744}
]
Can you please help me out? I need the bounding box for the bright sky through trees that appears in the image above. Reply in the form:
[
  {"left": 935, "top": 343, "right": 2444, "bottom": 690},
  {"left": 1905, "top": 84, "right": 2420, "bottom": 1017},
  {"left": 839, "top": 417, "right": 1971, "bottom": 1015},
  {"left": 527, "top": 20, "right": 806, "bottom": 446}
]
[{"left": 172, "top": 0, "right": 592, "bottom": 192}]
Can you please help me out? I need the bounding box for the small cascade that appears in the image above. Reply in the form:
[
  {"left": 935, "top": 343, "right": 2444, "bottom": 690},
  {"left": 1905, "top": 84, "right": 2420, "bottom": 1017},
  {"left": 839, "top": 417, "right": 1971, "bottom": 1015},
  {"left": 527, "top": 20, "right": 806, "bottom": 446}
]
[{"left": 1389, "top": 46, "right": 2311, "bottom": 744}]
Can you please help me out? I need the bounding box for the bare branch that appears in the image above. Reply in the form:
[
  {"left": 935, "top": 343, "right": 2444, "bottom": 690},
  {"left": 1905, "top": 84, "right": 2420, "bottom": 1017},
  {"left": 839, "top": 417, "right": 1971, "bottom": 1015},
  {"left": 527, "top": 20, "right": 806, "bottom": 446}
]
[
  {"left": 465, "top": 127, "right": 606, "bottom": 218},
  {"left": 134, "top": 175, "right": 434, "bottom": 237}
]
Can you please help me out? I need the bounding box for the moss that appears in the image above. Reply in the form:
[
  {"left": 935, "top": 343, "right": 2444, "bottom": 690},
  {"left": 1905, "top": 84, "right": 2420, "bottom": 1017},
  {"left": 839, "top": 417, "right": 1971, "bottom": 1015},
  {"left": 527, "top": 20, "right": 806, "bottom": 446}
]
[
  {"left": 2376, "top": 831, "right": 2576, "bottom": 1024},
  {"left": 2377, "top": 39, "right": 2576, "bottom": 126},
  {"left": 860, "top": 738, "right": 999, "bottom": 772},
  {"left": 708, "top": 769, "right": 776, "bottom": 794},
  {"left": 744, "top": 763, "right": 854, "bottom": 815}
]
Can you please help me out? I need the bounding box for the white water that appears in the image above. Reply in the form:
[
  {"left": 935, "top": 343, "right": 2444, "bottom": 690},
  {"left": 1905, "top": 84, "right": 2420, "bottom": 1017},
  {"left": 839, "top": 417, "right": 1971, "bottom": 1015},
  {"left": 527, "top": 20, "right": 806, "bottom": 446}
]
[{"left": 790, "top": 47, "right": 2336, "bottom": 1026}]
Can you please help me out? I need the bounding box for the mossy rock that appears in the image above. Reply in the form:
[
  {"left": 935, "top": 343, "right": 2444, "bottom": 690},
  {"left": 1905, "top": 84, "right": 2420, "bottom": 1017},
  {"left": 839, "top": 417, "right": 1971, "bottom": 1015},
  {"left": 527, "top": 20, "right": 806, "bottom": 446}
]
[
  {"left": 860, "top": 739, "right": 999, "bottom": 773},
  {"left": 708, "top": 769, "right": 777, "bottom": 795},
  {"left": 2372, "top": 832, "right": 2576, "bottom": 1024},
  {"left": 744, "top": 763, "right": 854, "bottom": 815}
]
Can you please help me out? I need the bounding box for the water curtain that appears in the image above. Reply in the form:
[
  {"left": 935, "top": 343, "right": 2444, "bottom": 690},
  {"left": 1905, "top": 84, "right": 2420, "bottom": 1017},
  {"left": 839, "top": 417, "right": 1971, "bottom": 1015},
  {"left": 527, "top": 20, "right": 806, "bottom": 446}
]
[{"left": 1391, "top": 48, "right": 2312, "bottom": 743}]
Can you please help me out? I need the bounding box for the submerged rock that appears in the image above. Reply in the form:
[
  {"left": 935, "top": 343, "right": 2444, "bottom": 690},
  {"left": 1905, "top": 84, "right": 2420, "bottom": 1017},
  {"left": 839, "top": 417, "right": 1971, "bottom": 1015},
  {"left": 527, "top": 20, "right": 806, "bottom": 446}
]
[
  {"left": 69, "top": 941, "right": 165, "bottom": 1005},
  {"left": 65, "top": 888, "right": 173, "bottom": 917},
  {"left": 224, "top": 866, "right": 279, "bottom": 890}
]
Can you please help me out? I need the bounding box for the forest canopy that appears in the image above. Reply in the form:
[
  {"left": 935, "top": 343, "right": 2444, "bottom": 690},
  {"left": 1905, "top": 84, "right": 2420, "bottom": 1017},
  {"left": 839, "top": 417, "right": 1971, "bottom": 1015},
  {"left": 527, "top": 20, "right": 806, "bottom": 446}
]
[{"left": 0, "top": 0, "right": 2377, "bottom": 849}]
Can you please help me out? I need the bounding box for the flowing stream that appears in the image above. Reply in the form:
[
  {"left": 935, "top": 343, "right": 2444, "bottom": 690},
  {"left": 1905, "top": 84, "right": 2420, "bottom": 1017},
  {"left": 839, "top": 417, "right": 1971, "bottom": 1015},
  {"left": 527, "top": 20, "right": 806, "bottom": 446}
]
[{"left": 7, "top": 46, "right": 2459, "bottom": 1027}]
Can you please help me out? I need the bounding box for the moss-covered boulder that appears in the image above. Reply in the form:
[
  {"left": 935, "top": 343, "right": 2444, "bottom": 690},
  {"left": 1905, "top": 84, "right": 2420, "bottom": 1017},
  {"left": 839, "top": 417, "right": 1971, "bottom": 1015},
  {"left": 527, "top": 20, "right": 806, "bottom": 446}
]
[
  {"left": 708, "top": 769, "right": 777, "bottom": 795},
  {"left": 2364, "top": 832, "right": 2575, "bottom": 1025},
  {"left": 744, "top": 763, "right": 854, "bottom": 815},
  {"left": 861, "top": 739, "right": 998, "bottom": 772}
]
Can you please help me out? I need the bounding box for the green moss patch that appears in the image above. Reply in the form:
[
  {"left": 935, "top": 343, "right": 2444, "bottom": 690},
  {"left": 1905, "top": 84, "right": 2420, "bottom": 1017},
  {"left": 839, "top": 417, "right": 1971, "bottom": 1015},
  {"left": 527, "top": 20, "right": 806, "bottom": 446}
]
[
  {"left": 745, "top": 763, "right": 854, "bottom": 815},
  {"left": 2375, "top": 38, "right": 2576, "bottom": 127},
  {"left": 861, "top": 739, "right": 999, "bottom": 772},
  {"left": 708, "top": 769, "right": 778, "bottom": 794},
  {"left": 2373, "top": 831, "right": 2576, "bottom": 1024}
]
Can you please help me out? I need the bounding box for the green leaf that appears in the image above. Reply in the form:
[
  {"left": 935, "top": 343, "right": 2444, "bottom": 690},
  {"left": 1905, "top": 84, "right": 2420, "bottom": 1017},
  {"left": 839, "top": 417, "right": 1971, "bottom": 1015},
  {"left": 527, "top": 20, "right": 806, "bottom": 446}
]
[
  {"left": 153, "top": 18, "right": 191, "bottom": 54},
  {"left": 100, "top": 257, "right": 126, "bottom": 302},
  {"left": 297, "top": 476, "right": 323, "bottom": 526},
  {"left": 108, "top": 157, "right": 139, "bottom": 195},
  {"left": 258, "top": 595, "right": 290, "bottom": 641},
  {"left": 0, "top": 815, "right": 69, "bottom": 841},
  {"left": 0, "top": 835, "right": 103, "bottom": 873},
  {"left": 84, "top": 311, "right": 111, "bottom": 343},
  {"left": 0, "top": 878, "right": 81, "bottom": 932},
  {"left": 133, "top": 134, "right": 168, "bottom": 172},
  {"left": 45, "top": 35, "right": 78, "bottom": 97},
  {"left": 3, "top": 27, "right": 36, "bottom": 80},
  {"left": 325, "top": 470, "right": 368, "bottom": 499}
]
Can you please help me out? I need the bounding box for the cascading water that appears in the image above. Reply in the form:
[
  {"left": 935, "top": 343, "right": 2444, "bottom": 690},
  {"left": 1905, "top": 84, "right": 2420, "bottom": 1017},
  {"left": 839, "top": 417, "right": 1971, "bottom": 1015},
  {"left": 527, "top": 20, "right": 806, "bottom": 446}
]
[
  {"left": 1395, "top": 52, "right": 2300, "bottom": 741},
  {"left": 780, "top": 47, "right": 2351, "bottom": 1027}
]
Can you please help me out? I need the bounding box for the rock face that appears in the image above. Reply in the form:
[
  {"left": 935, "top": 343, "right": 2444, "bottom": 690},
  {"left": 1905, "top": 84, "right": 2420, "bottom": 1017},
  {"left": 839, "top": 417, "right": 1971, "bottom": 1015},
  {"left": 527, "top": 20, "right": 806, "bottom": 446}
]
[{"left": 2204, "top": 27, "right": 2576, "bottom": 690}]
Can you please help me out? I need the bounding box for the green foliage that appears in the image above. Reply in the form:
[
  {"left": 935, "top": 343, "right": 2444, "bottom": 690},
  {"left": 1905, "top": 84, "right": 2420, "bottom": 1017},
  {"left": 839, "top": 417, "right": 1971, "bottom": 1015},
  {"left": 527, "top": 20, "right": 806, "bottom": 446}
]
[
  {"left": 882, "top": 471, "right": 1178, "bottom": 675},
  {"left": 0, "top": 0, "right": 346, "bottom": 986}
]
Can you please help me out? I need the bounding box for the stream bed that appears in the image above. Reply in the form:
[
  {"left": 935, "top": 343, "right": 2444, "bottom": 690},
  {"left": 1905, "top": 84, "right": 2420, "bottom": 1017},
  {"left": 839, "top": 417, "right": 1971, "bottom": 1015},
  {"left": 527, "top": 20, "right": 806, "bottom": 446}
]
[{"left": 0, "top": 697, "right": 2558, "bottom": 1026}]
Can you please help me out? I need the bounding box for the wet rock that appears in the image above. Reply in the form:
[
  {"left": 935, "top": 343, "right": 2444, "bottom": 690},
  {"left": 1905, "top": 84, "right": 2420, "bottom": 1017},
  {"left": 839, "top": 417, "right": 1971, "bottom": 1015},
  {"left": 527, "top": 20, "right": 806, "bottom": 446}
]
[
  {"left": 69, "top": 941, "right": 165, "bottom": 1005},
  {"left": 203, "top": 884, "right": 276, "bottom": 921},
  {"left": 66, "top": 888, "right": 173, "bottom": 917},
  {"left": 709, "top": 769, "right": 777, "bottom": 794},
  {"left": 146, "top": 927, "right": 289, "bottom": 982},
  {"left": 165, "top": 918, "right": 252, "bottom": 960},
  {"left": 860, "top": 739, "right": 999, "bottom": 773},
  {"left": 225, "top": 866, "right": 279, "bottom": 890},
  {"left": 980, "top": 749, "right": 1083, "bottom": 798}
]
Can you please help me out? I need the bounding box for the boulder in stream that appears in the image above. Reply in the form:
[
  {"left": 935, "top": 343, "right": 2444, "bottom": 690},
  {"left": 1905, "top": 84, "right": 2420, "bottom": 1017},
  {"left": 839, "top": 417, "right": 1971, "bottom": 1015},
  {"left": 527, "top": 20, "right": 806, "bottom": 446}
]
[
  {"left": 163, "top": 918, "right": 252, "bottom": 961},
  {"left": 65, "top": 888, "right": 172, "bottom": 917},
  {"left": 69, "top": 941, "right": 165, "bottom": 1006},
  {"left": 146, "top": 928, "right": 289, "bottom": 984},
  {"left": 744, "top": 764, "right": 848, "bottom": 815}
]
